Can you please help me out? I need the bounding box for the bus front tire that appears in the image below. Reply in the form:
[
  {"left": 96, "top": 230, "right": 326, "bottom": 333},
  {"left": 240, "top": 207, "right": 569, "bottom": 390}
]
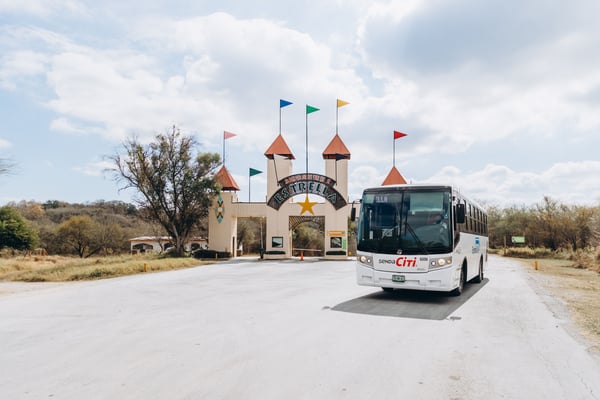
[{"left": 451, "top": 266, "right": 465, "bottom": 296}]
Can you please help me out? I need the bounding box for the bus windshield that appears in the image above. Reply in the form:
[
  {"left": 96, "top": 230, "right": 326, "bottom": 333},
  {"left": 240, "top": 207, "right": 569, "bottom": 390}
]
[{"left": 357, "top": 189, "right": 452, "bottom": 255}]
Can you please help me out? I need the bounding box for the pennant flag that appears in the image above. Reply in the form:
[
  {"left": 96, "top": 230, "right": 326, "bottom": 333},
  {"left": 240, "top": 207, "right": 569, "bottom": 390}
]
[
  {"left": 249, "top": 168, "right": 262, "bottom": 177},
  {"left": 280, "top": 99, "right": 293, "bottom": 108},
  {"left": 336, "top": 99, "right": 350, "bottom": 108},
  {"left": 306, "top": 104, "right": 320, "bottom": 114},
  {"left": 224, "top": 131, "right": 237, "bottom": 140},
  {"left": 394, "top": 130, "right": 407, "bottom": 140}
]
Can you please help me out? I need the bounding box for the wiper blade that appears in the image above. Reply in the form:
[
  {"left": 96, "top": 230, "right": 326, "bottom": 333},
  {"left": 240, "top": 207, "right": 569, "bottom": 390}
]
[{"left": 404, "top": 223, "right": 429, "bottom": 255}]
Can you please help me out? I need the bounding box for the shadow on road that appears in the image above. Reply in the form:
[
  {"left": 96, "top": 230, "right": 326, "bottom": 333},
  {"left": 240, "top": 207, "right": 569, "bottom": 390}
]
[{"left": 332, "top": 279, "right": 489, "bottom": 320}]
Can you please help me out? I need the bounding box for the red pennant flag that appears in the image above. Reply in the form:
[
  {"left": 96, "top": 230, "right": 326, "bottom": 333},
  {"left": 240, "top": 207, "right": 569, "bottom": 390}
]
[
  {"left": 394, "top": 130, "right": 407, "bottom": 140},
  {"left": 224, "top": 131, "right": 237, "bottom": 140}
]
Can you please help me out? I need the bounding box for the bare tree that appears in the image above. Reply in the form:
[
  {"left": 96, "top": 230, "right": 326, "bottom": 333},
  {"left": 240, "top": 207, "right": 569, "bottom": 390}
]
[{"left": 110, "top": 126, "right": 221, "bottom": 256}]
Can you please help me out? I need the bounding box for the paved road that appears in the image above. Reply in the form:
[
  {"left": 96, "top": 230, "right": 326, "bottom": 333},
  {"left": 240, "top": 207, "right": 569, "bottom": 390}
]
[{"left": 1, "top": 255, "right": 599, "bottom": 400}]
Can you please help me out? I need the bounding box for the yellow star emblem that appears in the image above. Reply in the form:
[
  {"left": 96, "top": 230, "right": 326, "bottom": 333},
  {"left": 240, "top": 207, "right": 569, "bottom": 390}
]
[{"left": 297, "top": 195, "right": 318, "bottom": 215}]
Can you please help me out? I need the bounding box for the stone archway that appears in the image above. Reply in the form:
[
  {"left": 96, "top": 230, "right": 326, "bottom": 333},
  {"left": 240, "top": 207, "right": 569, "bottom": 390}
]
[{"left": 289, "top": 216, "right": 325, "bottom": 257}]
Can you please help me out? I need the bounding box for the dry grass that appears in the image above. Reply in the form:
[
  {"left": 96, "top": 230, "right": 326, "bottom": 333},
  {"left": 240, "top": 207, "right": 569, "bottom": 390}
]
[
  {"left": 0, "top": 254, "right": 209, "bottom": 282},
  {"left": 520, "top": 258, "right": 600, "bottom": 353}
]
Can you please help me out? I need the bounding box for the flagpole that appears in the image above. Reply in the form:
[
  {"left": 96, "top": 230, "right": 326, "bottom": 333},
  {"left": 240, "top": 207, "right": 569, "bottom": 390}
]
[
  {"left": 305, "top": 110, "right": 309, "bottom": 176},
  {"left": 393, "top": 135, "right": 396, "bottom": 167},
  {"left": 248, "top": 170, "right": 251, "bottom": 202},
  {"left": 279, "top": 99, "right": 292, "bottom": 134},
  {"left": 336, "top": 100, "right": 339, "bottom": 135},
  {"left": 223, "top": 134, "right": 226, "bottom": 166}
]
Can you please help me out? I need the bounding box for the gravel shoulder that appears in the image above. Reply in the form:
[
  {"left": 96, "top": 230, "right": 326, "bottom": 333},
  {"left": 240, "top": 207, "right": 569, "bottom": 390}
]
[{"left": 516, "top": 257, "right": 600, "bottom": 354}]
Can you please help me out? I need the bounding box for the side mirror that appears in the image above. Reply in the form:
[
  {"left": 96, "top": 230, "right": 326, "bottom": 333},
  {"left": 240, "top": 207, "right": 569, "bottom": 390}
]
[
  {"left": 350, "top": 206, "right": 356, "bottom": 221},
  {"left": 455, "top": 204, "right": 465, "bottom": 224}
]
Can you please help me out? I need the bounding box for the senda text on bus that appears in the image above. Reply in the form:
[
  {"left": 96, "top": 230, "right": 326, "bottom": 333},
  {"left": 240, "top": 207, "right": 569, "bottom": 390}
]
[{"left": 351, "top": 184, "right": 488, "bottom": 296}]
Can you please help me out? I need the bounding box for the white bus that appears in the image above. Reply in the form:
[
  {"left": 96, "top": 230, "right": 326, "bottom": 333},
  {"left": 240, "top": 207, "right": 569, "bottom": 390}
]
[{"left": 352, "top": 184, "right": 488, "bottom": 295}]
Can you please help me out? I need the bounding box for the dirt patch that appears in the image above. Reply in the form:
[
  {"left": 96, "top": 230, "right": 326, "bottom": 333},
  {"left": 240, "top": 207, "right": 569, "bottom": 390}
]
[{"left": 519, "top": 258, "right": 600, "bottom": 354}]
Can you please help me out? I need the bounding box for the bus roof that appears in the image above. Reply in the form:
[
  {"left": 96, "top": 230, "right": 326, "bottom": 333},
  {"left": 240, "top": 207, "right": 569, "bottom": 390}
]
[{"left": 362, "top": 183, "right": 454, "bottom": 192}]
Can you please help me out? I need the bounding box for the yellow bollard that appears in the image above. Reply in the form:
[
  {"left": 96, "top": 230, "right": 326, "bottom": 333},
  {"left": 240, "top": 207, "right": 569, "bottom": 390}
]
[
  {"left": 534, "top": 260, "right": 538, "bottom": 270},
  {"left": 300, "top": 251, "right": 304, "bottom": 261},
  {"left": 143, "top": 263, "right": 148, "bottom": 272}
]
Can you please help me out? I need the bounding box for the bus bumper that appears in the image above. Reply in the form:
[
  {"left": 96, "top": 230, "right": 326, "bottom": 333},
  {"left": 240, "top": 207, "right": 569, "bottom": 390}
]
[{"left": 356, "top": 264, "right": 460, "bottom": 292}]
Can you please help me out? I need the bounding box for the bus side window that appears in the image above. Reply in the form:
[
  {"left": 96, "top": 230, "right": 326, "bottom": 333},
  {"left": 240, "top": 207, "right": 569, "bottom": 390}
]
[{"left": 455, "top": 203, "right": 466, "bottom": 224}]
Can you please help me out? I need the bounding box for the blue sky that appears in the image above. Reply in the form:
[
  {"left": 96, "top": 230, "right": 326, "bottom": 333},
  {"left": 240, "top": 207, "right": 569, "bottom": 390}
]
[{"left": 2, "top": 0, "right": 600, "bottom": 207}]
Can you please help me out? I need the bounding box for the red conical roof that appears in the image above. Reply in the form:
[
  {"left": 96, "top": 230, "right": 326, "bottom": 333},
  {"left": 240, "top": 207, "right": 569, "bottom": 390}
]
[
  {"left": 264, "top": 134, "right": 295, "bottom": 159},
  {"left": 215, "top": 165, "right": 240, "bottom": 191},
  {"left": 322, "top": 133, "right": 351, "bottom": 160},
  {"left": 382, "top": 166, "right": 407, "bottom": 185}
]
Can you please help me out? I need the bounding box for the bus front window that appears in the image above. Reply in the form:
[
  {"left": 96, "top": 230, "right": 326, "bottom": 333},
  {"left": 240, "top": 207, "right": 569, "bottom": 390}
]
[{"left": 357, "top": 190, "right": 452, "bottom": 255}]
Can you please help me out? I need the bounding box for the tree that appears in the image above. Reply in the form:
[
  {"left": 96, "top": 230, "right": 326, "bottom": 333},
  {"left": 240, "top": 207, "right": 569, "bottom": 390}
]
[
  {"left": 57, "top": 215, "right": 100, "bottom": 258},
  {"left": 535, "top": 196, "right": 562, "bottom": 250},
  {"left": 0, "top": 206, "right": 39, "bottom": 251},
  {"left": 111, "top": 126, "right": 221, "bottom": 256}
]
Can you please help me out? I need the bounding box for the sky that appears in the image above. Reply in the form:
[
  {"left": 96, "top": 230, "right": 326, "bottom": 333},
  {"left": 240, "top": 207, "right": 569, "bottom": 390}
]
[{"left": 1, "top": 0, "right": 600, "bottom": 208}]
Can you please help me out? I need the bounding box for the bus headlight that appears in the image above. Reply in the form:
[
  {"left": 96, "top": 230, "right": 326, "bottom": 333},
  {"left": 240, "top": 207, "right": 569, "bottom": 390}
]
[
  {"left": 430, "top": 257, "right": 452, "bottom": 269},
  {"left": 358, "top": 254, "right": 373, "bottom": 267}
]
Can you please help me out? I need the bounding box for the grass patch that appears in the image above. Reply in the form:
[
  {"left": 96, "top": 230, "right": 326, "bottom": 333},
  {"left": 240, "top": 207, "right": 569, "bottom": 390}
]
[
  {"left": 491, "top": 246, "right": 556, "bottom": 259},
  {"left": 0, "top": 254, "right": 210, "bottom": 282},
  {"left": 493, "top": 246, "right": 600, "bottom": 273}
]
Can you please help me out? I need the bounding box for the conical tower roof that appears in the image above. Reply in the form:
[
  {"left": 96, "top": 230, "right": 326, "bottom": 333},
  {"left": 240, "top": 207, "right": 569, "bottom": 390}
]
[
  {"left": 215, "top": 165, "right": 240, "bottom": 191},
  {"left": 264, "top": 134, "right": 295, "bottom": 160},
  {"left": 382, "top": 166, "right": 407, "bottom": 185},
  {"left": 322, "top": 133, "right": 351, "bottom": 160}
]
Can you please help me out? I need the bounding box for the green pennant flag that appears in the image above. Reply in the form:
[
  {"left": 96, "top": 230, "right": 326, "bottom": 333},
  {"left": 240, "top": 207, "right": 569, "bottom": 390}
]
[
  {"left": 306, "top": 104, "right": 320, "bottom": 114},
  {"left": 249, "top": 168, "right": 262, "bottom": 177}
]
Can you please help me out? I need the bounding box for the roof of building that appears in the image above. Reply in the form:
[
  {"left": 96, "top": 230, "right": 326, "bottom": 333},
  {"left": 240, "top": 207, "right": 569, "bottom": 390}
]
[
  {"left": 322, "top": 133, "right": 351, "bottom": 160},
  {"left": 215, "top": 165, "right": 240, "bottom": 191},
  {"left": 264, "top": 134, "right": 295, "bottom": 159},
  {"left": 382, "top": 166, "right": 408, "bottom": 185}
]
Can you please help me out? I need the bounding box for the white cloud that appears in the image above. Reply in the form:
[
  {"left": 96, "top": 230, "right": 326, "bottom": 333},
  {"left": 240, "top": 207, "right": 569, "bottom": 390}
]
[
  {"left": 0, "top": 50, "right": 49, "bottom": 90},
  {"left": 354, "top": 0, "right": 600, "bottom": 162},
  {"left": 423, "top": 161, "right": 600, "bottom": 206},
  {"left": 6, "top": 12, "right": 368, "bottom": 156}
]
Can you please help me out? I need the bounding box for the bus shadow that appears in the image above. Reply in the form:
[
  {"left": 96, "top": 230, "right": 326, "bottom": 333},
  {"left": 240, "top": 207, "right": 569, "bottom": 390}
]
[{"left": 332, "top": 278, "right": 489, "bottom": 320}]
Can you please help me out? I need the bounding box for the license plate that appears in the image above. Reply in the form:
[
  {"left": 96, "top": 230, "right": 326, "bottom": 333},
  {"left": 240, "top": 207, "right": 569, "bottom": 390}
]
[{"left": 392, "top": 274, "right": 405, "bottom": 283}]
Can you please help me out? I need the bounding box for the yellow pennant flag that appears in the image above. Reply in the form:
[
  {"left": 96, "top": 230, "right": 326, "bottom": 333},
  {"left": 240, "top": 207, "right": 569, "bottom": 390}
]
[{"left": 336, "top": 99, "right": 350, "bottom": 108}]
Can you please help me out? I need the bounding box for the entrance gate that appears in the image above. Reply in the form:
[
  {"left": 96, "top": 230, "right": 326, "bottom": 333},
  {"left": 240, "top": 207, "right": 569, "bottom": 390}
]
[{"left": 208, "top": 126, "right": 353, "bottom": 260}]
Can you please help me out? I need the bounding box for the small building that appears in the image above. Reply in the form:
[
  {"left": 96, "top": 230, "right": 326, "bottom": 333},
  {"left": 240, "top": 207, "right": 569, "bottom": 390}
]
[{"left": 129, "top": 236, "right": 208, "bottom": 254}]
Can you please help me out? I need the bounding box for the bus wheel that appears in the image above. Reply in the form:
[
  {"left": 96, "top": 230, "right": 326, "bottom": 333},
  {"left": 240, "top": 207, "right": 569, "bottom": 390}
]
[
  {"left": 451, "top": 266, "right": 465, "bottom": 296},
  {"left": 473, "top": 258, "right": 484, "bottom": 283},
  {"left": 381, "top": 287, "right": 394, "bottom": 293}
]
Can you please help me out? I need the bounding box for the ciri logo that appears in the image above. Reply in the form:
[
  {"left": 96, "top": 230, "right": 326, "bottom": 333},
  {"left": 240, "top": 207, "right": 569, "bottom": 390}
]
[{"left": 396, "top": 256, "right": 417, "bottom": 267}]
